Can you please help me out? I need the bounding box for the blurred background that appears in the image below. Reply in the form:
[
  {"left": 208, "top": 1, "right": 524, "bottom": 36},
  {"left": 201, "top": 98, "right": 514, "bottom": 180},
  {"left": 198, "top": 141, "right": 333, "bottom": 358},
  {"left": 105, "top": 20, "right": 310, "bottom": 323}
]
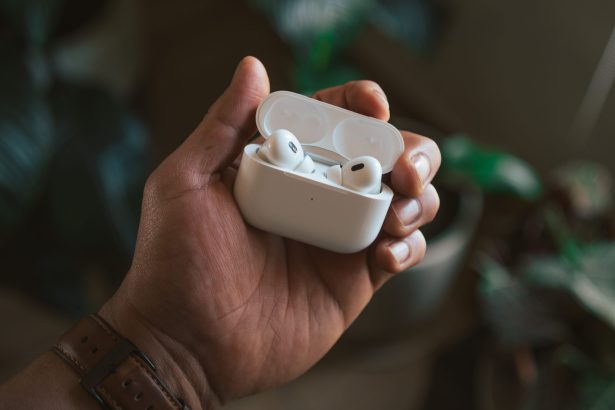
[{"left": 1, "top": 0, "right": 615, "bottom": 409}]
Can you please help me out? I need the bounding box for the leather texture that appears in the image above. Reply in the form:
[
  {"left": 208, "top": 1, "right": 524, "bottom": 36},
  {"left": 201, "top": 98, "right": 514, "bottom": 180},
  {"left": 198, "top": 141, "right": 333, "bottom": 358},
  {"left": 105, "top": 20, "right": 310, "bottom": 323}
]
[{"left": 54, "top": 315, "right": 188, "bottom": 410}]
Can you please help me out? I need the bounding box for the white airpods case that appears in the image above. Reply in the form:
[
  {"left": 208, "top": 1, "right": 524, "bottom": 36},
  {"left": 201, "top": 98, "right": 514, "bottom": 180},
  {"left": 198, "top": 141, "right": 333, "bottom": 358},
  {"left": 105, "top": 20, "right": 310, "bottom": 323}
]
[{"left": 234, "top": 91, "right": 404, "bottom": 253}]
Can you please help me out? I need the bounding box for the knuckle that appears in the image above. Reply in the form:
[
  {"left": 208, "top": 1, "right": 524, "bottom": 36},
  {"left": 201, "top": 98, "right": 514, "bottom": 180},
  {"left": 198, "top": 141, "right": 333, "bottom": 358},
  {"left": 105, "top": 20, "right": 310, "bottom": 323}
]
[
  {"left": 384, "top": 210, "right": 412, "bottom": 238},
  {"left": 143, "top": 169, "right": 164, "bottom": 199},
  {"left": 143, "top": 156, "right": 190, "bottom": 197},
  {"left": 144, "top": 168, "right": 161, "bottom": 192}
]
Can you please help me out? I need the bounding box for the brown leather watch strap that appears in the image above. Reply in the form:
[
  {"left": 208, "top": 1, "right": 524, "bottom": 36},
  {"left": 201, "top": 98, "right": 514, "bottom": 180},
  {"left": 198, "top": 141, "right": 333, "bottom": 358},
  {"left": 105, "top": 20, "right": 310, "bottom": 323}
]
[{"left": 53, "top": 314, "right": 190, "bottom": 410}]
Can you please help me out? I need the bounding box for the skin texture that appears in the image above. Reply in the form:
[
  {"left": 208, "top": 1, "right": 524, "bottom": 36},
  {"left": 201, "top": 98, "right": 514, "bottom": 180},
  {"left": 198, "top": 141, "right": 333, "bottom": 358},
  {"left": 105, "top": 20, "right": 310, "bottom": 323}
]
[
  {"left": 101, "top": 56, "right": 441, "bottom": 407},
  {"left": 0, "top": 56, "right": 441, "bottom": 410}
]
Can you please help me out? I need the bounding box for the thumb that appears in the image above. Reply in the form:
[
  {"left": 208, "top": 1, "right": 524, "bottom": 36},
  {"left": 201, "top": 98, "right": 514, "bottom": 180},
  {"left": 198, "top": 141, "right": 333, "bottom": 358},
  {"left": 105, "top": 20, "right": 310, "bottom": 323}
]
[{"left": 180, "top": 56, "right": 270, "bottom": 176}]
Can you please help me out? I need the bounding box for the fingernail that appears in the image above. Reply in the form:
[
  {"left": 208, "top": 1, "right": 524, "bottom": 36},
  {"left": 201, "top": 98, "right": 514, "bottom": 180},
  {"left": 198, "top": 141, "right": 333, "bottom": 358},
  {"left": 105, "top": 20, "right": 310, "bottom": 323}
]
[
  {"left": 393, "top": 199, "right": 421, "bottom": 227},
  {"left": 389, "top": 241, "right": 410, "bottom": 264},
  {"left": 412, "top": 154, "right": 431, "bottom": 187},
  {"left": 372, "top": 87, "right": 388, "bottom": 107}
]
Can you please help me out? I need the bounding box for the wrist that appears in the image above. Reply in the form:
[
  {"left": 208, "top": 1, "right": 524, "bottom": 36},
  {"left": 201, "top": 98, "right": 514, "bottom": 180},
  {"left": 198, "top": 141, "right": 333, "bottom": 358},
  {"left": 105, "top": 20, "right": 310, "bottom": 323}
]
[{"left": 99, "top": 298, "right": 220, "bottom": 410}]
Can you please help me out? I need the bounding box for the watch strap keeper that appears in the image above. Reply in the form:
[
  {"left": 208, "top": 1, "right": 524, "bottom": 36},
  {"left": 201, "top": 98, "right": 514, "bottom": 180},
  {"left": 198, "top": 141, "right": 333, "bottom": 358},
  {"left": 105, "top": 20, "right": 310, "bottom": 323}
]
[{"left": 53, "top": 314, "right": 190, "bottom": 410}]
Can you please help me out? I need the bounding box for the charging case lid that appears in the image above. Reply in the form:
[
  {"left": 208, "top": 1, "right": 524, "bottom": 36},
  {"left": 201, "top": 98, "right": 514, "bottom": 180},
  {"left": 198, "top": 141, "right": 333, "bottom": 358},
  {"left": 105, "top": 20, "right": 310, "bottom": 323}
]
[{"left": 256, "top": 91, "right": 404, "bottom": 173}]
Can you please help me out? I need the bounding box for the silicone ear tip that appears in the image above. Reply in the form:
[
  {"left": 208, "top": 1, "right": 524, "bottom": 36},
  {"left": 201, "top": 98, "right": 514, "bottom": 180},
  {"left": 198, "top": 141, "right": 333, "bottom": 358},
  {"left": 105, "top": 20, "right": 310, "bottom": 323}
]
[
  {"left": 257, "top": 146, "right": 267, "bottom": 161},
  {"left": 326, "top": 164, "right": 342, "bottom": 184},
  {"left": 295, "top": 155, "right": 315, "bottom": 173}
]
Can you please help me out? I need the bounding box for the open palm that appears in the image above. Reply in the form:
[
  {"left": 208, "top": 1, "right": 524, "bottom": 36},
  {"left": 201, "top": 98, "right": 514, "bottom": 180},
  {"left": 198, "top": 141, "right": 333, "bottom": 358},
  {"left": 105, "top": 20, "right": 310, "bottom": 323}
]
[{"left": 101, "top": 57, "right": 441, "bottom": 407}]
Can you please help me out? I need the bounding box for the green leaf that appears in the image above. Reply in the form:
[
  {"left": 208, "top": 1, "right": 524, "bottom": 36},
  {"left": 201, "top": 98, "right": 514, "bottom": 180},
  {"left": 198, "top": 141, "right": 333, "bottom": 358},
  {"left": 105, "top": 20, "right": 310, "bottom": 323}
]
[
  {"left": 542, "top": 205, "right": 584, "bottom": 266},
  {"left": 551, "top": 161, "right": 613, "bottom": 219},
  {"left": 442, "top": 135, "right": 542, "bottom": 200},
  {"left": 580, "top": 371, "right": 615, "bottom": 410},
  {"left": 479, "top": 256, "right": 569, "bottom": 346},
  {"left": 571, "top": 244, "right": 615, "bottom": 330},
  {"left": 522, "top": 243, "right": 615, "bottom": 331},
  {"left": 522, "top": 255, "right": 573, "bottom": 290}
]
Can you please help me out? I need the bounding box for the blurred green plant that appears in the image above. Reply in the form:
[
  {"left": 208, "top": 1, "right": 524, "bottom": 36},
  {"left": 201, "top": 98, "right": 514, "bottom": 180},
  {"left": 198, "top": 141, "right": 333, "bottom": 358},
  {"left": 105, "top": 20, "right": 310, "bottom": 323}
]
[
  {"left": 441, "top": 135, "right": 542, "bottom": 200},
  {"left": 0, "top": 46, "right": 54, "bottom": 236},
  {"left": 0, "top": 0, "right": 64, "bottom": 49},
  {"left": 478, "top": 161, "right": 615, "bottom": 409},
  {"left": 0, "top": 0, "right": 147, "bottom": 315},
  {"left": 250, "top": 0, "right": 441, "bottom": 94}
]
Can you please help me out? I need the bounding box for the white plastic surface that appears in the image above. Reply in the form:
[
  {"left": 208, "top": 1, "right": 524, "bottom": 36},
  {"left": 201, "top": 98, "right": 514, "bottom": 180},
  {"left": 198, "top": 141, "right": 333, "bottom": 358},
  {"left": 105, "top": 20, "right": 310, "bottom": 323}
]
[
  {"left": 234, "top": 91, "right": 405, "bottom": 253},
  {"left": 256, "top": 91, "right": 404, "bottom": 173}
]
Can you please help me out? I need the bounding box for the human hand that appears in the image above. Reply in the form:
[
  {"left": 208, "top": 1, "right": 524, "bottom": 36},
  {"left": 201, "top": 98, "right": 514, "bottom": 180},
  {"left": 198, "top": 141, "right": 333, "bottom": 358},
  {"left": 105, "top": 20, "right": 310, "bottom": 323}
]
[{"left": 99, "top": 57, "right": 441, "bottom": 408}]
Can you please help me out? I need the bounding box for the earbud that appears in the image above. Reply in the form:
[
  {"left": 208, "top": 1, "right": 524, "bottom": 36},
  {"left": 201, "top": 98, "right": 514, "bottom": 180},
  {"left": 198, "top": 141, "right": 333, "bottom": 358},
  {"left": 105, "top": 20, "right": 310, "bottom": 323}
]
[
  {"left": 326, "top": 156, "right": 382, "bottom": 194},
  {"left": 258, "top": 129, "right": 314, "bottom": 173}
]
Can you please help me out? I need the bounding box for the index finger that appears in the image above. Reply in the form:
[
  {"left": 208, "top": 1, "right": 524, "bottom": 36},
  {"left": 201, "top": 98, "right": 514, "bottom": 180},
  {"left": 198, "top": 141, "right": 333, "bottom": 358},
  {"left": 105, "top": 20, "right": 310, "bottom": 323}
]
[{"left": 313, "top": 80, "right": 390, "bottom": 121}]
